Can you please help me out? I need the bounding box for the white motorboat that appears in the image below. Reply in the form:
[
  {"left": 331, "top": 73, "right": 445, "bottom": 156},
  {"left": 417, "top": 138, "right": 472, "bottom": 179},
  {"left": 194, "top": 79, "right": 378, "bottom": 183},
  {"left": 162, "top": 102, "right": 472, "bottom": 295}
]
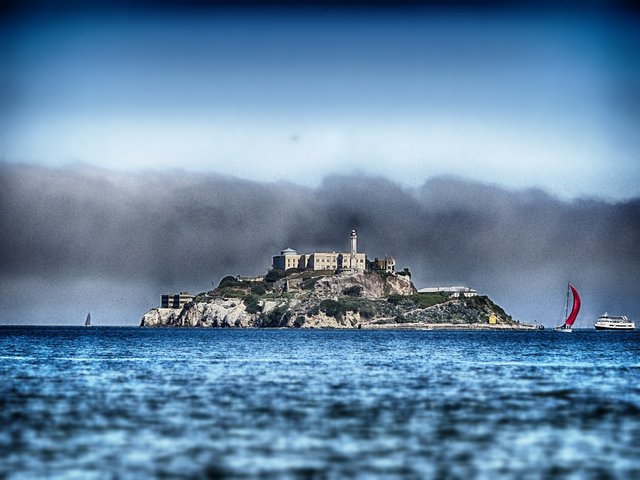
[{"left": 594, "top": 313, "right": 635, "bottom": 331}]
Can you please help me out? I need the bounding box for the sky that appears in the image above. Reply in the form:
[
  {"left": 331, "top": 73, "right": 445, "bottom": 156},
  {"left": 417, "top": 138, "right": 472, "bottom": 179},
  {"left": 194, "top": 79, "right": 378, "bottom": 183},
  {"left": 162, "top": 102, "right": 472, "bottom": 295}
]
[{"left": 1, "top": 1, "right": 639, "bottom": 326}]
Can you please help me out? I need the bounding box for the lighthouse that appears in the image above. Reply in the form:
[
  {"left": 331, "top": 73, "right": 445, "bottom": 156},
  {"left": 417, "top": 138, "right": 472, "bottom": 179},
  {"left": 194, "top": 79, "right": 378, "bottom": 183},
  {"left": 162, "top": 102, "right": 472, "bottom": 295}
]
[{"left": 350, "top": 229, "right": 358, "bottom": 269}]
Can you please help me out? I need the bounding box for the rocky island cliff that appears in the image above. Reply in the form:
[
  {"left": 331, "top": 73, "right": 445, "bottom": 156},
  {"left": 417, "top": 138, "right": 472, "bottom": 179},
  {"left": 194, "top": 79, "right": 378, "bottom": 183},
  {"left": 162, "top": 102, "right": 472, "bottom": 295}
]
[{"left": 141, "top": 270, "right": 533, "bottom": 330}]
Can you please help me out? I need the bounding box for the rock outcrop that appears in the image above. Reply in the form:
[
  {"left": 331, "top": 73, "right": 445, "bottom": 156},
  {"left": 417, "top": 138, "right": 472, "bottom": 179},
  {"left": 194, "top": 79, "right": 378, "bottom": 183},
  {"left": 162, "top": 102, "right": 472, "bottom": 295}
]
[
  {"left": 305, "top": 272, "right": 415, "bottom": 298},
  {"left": 140, "top": 308, "right": 181, "bottom": 327},
  {"left": 141, "top": 271, "right": 531, "bottom": 330}
]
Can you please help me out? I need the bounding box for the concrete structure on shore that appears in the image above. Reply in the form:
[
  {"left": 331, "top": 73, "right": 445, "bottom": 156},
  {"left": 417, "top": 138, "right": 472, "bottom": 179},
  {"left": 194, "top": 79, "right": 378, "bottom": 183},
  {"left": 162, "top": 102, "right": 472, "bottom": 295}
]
[
  {"left": 161, "top": 292, "right": 194, "bottom": 309},
  {"left": 417, "top": 286, "right": 478, "bottom": 298}
]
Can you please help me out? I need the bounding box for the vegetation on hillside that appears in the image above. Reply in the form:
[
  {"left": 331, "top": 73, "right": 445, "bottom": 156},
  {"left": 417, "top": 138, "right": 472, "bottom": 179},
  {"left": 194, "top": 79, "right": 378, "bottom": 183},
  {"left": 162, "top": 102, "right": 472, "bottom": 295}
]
[
  {"left": 307, "top": 297, "right": 377, "bottom": 321},
  {"left": 387, "top": 293, "right": 448, "bottom": 308},
  {"left": 186, "top": 269, "right": 515, "bottom": 328}
]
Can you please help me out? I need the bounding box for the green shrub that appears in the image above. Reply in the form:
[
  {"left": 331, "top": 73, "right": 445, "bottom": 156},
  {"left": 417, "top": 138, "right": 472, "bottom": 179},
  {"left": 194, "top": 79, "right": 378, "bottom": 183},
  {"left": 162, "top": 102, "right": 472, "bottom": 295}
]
[
  {"left": 216, "top": 287, "right": 247, "bottom": 298},
  {"left": 265, "top": 268, "right": 285, "bottom": 283},
  {"left": 412, "top": 293, "right": 447, "bottom": 308},
  {"left": 356, "top": 303, "right": 376, "bottom": 319},
  {"left": 471, "top": 295, "right": 512, "bottom": 321},
  {"left": 387, "top": 293, "right": 447, "bottom": 308},
  {"left": 315, "top": 298, "right": 377, "bottom": 320},
  {"left": 387, "top": 294, "right": 405, "bottom": 305},
  {"left": 342, "top": 285, "right": 363, "bottom": 297},
  {"left": 242, "top": 294, "right": 261, "bottom": 314},
  {"left": 318, "top": 299, "right": 341, "bottom": 318},
  {"left": 260, "top": 305, "right": 290, "bottom": 327},
  {"left": 301, "top": 277, "right": 319, "bottom": 290},
  {"left": 218, "top": 275, "right": 242, "bottom": 288},
  {"left": 250, "top": 282, "right": 268, "bottom": 296}
]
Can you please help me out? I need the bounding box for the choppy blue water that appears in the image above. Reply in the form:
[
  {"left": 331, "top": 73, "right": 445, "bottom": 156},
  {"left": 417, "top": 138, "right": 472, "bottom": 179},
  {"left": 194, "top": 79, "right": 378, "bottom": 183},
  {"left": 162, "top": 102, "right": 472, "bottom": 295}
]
[{"left": 1, "top": 327, "right": 639, "bottom": 479}]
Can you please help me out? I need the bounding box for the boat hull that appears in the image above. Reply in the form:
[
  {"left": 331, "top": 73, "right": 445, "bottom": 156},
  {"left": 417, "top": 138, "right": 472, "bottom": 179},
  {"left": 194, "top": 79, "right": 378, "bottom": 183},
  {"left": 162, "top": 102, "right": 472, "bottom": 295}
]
[
  {"left": 594, "top": 324, "right": 635, "bottom": 331},
  {"left": 554, "top": 326, "right": 572, "bottom": 333}
]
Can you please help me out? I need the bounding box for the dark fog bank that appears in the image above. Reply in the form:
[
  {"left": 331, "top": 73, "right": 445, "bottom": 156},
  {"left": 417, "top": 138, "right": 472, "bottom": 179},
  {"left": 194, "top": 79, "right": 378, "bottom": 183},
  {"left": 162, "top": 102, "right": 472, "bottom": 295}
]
[{"left": 1, "top": 164, "right": 639, "bottom": 326}]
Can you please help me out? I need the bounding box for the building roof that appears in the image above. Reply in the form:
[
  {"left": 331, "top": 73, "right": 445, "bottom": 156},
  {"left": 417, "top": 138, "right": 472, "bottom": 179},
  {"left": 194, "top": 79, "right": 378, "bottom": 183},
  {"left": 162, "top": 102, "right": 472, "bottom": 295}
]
[
  {"left": 281, "top": 248, "right": 298, "bottom": 255},
  {"left": 418, "top": 286, "right": 477, "bottom": 293}
]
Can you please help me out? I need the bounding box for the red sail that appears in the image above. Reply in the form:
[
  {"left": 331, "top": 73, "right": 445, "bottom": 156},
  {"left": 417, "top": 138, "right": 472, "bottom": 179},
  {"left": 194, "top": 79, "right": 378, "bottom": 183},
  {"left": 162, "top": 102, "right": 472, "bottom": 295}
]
[{"left": 564, "top": 284, "right": 581, "bottom": 326}]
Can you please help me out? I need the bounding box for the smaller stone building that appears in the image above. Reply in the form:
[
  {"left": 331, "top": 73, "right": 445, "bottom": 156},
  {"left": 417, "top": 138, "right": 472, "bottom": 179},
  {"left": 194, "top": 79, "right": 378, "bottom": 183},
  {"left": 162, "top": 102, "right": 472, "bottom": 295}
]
[
  {"left": 161, "top": 292, "right": 194, "bottom": 309},
  {"left": 369, "top": 257, "right": 396, "bottom": 274},
  {"left": 272, "top": 248, "right": 306, "bottom": 271}
]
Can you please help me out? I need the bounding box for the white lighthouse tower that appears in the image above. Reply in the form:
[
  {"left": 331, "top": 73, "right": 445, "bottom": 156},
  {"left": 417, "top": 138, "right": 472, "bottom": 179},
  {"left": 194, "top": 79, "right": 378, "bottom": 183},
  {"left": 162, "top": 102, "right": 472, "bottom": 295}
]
[{"left": 350, "top": 229, "right": 358, "bottom": 270}]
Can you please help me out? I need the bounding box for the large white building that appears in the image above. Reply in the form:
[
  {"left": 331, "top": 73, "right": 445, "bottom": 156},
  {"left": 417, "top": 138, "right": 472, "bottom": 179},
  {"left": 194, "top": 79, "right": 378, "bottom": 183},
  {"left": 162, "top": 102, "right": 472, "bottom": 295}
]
[{"left": 272, "top": 229, "right": 369, "bottom": 272}]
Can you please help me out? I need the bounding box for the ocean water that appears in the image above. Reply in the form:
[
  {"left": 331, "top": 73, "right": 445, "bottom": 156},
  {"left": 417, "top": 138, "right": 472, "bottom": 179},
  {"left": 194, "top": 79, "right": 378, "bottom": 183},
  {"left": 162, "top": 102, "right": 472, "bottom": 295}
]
[{"left": 0, "top": 327, "right": 638, "bottom": 479}]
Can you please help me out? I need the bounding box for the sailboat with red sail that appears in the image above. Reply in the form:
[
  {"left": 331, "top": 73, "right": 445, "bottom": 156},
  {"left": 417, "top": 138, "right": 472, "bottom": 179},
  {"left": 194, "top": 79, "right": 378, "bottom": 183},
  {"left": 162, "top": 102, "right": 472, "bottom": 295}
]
[{"left": 555, "top": 284, "right": 580, "bottom": 333}]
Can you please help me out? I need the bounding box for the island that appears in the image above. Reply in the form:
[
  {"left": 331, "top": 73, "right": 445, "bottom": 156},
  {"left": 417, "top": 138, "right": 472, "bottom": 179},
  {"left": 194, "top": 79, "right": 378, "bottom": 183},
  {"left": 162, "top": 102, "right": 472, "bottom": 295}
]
[{"left": 141, "top": 230, "right": 537, "bottom": 330}]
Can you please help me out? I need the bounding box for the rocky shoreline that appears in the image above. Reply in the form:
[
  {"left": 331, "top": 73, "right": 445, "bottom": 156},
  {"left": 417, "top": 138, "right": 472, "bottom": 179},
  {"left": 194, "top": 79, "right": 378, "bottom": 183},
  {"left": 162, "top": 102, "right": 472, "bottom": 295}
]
[{"left": 141, "top": 270, "right": 535, "bottom": 330}]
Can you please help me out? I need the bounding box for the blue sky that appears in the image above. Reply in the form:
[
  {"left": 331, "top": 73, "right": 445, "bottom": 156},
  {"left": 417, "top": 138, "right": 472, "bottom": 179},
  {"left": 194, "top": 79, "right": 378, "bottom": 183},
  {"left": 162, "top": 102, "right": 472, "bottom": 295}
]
[{"left": 1, "top": 4, "right": 639, "bottom": 199}]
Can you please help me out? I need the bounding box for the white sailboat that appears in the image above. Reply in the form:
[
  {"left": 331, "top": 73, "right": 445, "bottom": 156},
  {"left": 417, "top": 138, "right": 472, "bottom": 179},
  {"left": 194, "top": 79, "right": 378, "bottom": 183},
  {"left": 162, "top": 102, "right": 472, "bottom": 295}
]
[{"left": 555, "top": 284, "right": 580, "bottom": 333}]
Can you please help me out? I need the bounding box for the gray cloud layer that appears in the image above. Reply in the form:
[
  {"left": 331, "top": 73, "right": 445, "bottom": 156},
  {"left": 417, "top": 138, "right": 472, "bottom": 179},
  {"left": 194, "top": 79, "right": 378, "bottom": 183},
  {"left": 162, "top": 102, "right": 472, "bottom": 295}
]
[{"left": 1, "top": 164, "right": 639, "bottom": 326}]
